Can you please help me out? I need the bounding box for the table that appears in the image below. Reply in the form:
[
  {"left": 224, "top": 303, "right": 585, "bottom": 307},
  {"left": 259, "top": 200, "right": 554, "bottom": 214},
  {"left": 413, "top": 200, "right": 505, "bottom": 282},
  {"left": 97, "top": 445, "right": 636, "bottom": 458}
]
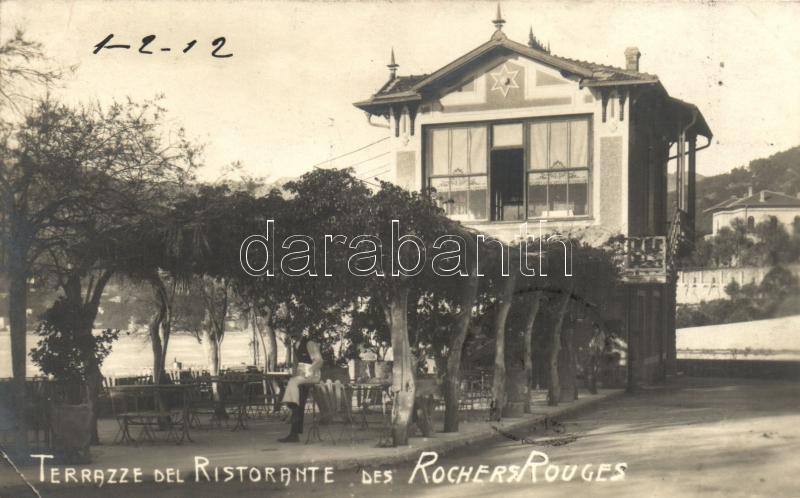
[
  {"left": 207, "top": 376, "right": 257, "bottom": 431},
  {"left": 351, "top": 382, "right": 391, "bottom": 417},
  {"left": 348, "top": 382, "right": 392, "bottom": 445},
  {"left": 109, "top": 384, "right": 193, "bottom": 444}
]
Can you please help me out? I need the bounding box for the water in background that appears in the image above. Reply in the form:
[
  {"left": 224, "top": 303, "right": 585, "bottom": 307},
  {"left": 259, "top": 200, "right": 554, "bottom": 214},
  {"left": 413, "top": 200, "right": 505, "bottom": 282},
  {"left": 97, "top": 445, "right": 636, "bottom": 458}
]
[{"left": 0, "top": 331, "right": 285, "bottom": 378}]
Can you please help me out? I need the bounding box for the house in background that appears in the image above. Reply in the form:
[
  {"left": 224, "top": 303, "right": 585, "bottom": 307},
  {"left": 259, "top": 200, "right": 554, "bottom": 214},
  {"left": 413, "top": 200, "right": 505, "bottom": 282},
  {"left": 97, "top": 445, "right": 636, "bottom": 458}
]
[
  {"left": 705, "top": 188, "right": 800, "bottom": 236},
  {"left": 353, "top": 8, "right": 712, "bottom": 387}
]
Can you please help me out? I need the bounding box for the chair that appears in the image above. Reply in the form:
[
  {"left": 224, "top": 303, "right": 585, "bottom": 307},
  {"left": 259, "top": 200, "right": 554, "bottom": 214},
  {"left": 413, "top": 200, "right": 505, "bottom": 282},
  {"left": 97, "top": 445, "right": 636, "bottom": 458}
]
[
  {"left": 219, "top": 374, "right": 249, "bottom": 431},
  {"left": 110, "top": 387, "right": 183, "bottom": 444},
  {"left": 243, "top": 374, "right": 270, "bottom": 419},
  {"left": 109, "top": 389, "right": 136, "bottom": 444},
  {"left": 305, "top": 381, "right": 355, "bottom": 445},
  {"left": 188, "top": 380, "right": 221, "bottom": 429}
]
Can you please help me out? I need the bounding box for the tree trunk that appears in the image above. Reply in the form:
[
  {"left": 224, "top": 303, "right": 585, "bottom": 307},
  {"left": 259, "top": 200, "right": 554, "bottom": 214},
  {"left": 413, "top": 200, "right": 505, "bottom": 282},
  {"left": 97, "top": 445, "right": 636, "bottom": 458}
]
[
  {"left": 62, "top": 270, "right": 113, "bottom": 444},
  {"left": 72, "top": 301, "right": 104, "bottom": 444},
  {"left": 626, "top": 286, "right": 640, "bottom": 393},
  {"left": 161, "top": 307, "right": 171, "bottom": 380},
  {"left": 150, "top": 316, "right": 165, "bottom": 382},
  {"left": 8, "top": 257, "right": 29, "bottom": 454},
  {"left": 149, "top": 278, "right": 168, "bottom": 385},
  {"left": 149, "top": 282, "right": 172, "bottom": 428},
  {"left": 385, "top": 286, "right": 415, "bottom": 446},
  {"left": 252, "top": 307, "right": 277, "bottom": 371},
  {"left": 84, "top": 361, "right": 102, "bottom": 444},
  {"left": 443, "top": 270, "right": 480, "bottom": 432},
  {"left": 491, "top": 271, "right": 517, "bottom": 421},
  {"left": 202, "top": 328, "right": 226, "bottom": 417},
  {"left": 559, "top": 324, "right": 578, "bottom": 402},
  {"left": 522, "top": 290, "right": 543, "bottom": 413},
  {"left": 199, "top": 278, "right": 228, "bottom": 415},
  {"left": 160, "top": 282, "right": 172, "bottom": 382},
  {"left": 202, "top": 328, "right": 222, "bottom": 376},
  {"left": 548, "top": 284, "right": 573, "bottom": 406},
  {"left": 263, "top": 323, "right": 277, "bottom": 371}
]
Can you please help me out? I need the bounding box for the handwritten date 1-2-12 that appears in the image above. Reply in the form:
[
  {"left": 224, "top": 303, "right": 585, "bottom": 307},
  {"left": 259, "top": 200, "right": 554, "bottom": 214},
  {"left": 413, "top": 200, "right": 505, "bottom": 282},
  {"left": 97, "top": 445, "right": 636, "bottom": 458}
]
[{"left": 93, "top": 34, "right": 232, "bottom": 58}]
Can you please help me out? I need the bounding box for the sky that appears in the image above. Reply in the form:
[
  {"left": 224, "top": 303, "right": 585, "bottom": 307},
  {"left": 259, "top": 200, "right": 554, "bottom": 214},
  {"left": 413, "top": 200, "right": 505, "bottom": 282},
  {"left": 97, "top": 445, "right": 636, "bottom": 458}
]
[{"left": 1, "top": 0, "right": 799, "bottom": 181}]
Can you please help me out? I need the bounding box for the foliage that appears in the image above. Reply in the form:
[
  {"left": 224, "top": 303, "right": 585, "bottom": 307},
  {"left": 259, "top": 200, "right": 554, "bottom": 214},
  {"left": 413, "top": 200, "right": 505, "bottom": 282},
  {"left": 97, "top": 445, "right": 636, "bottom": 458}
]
[
  {"left": 30, "top": 298, "right": 119, "bottom": 381},
  {"left": 676, "top": 265, "right": 800, "bottom": 327},
  {"left": 682, "top": 216, "right": 800, "bottom": 268},
  {"left": 693, "top": 145, "right": 800, "bottom": 234},
  {"left": 0, "top": 29, "right": 70, "bottom": 113}
]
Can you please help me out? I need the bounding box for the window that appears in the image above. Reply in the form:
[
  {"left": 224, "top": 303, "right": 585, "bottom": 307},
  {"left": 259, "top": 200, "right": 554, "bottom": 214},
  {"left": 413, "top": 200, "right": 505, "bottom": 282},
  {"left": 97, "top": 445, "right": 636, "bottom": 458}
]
[
  {"left": 747, "top": 216, "right": 755, "bottom": 230},
  {"left": 492, "top": 123, "right": 523, "bottom": 148},
  {"left": 527, "top": 118, "right": 590, "bottom": 218},
  {"left": 426, "top": 126, "right": 488, "bottom": 221},
  {"left": 425, "top": 116, "right": 592, "bottom": 222}
]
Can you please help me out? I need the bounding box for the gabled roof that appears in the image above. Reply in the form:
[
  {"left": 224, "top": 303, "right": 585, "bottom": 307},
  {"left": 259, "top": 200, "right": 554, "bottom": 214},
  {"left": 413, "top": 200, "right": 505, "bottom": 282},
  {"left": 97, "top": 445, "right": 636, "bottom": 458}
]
[
  {"left": 704, "top": 195, "right": 741, "bottom": 214},
  {"left": 354, "top": 27, "right": 711, "bottom": 138},
  {"left": 704, "top": 190, "right": 800, "bottom": 214},
  {"left": 355, "top": 30, "right": 658, "bottom": 110}
]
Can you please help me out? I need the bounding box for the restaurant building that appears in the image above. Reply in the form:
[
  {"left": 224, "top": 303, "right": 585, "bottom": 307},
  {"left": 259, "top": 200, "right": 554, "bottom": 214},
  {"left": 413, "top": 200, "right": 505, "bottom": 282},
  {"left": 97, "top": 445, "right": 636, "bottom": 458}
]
[{"left": 354, "top": 7, "right": 711, "bottom": 386}]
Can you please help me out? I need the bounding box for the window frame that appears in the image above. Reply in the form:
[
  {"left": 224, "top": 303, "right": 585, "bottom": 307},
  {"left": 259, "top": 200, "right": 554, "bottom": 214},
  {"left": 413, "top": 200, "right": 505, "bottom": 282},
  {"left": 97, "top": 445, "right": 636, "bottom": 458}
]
[
  {"left": 422, "top": 113, "right": 593, "bottom": 223},
  {"left": 424, "top": 123, "right": 490, "bottom": 221},
  {"left": 525, "top": 115, "right": 593, "bottom": 220}
]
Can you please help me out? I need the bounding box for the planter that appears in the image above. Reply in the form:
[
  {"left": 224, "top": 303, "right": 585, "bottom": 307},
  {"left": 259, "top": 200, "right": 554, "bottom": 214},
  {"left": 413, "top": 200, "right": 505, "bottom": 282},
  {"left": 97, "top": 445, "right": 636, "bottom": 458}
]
[{"left": 50, "top": 403, "right": 92, "bottom": 463}]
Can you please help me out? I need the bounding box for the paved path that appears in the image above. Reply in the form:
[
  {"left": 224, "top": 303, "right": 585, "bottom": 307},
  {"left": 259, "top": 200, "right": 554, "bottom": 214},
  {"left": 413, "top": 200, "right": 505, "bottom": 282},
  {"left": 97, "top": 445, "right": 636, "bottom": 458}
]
[
  {"left": 1, "top": 389, "right": 618, "bottom": 496},
  {"left": 6, "top": 377, "right": 800, "bottom": 497}
]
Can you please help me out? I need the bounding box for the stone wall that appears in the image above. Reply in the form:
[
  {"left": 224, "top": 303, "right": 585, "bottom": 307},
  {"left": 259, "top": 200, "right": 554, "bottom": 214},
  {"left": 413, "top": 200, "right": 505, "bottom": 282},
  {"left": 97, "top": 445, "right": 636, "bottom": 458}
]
[{"left": 676, "top": 264, "right": 800, "bottom": 304}]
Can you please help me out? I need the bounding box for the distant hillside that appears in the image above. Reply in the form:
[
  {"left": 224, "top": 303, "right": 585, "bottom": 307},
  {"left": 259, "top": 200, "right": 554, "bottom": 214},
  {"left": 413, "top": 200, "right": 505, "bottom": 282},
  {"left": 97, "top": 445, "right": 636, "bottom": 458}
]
[
  {"left": 667, "top": 172, "right": 706, "bottom": 192},
  {"left": 690, "top": 146, "right": 800, "bottom": 235}
]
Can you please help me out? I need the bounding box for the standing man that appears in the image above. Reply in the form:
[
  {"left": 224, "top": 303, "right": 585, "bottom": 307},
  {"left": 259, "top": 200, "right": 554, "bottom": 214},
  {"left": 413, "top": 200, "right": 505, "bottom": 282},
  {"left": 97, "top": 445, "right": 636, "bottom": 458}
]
[{"left": 278, "top": 333, "right": 323, "bottom": 442}]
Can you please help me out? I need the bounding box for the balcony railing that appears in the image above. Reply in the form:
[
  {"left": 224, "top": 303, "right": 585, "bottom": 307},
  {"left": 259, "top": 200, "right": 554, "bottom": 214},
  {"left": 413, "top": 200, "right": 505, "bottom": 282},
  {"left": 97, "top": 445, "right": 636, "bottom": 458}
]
[{"left": 620, "top": 236, "right": 669, "bottom": 283}]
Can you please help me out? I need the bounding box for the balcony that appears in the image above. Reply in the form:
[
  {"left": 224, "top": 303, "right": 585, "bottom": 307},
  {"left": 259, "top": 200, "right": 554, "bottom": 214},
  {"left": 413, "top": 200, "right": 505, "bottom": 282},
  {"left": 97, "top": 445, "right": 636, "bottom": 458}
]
[{"left": 620, "top": 236, "right": 669, "bottom": 283}]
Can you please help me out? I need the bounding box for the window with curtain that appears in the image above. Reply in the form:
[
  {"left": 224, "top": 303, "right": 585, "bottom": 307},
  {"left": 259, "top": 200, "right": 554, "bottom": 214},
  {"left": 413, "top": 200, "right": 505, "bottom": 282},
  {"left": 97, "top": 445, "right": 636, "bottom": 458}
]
[
  {"left": 426, "top": 126, "right": 488, "bottom": 221},
  {"left": 527, "top": 118, "right": 590, "bottom": 218}
]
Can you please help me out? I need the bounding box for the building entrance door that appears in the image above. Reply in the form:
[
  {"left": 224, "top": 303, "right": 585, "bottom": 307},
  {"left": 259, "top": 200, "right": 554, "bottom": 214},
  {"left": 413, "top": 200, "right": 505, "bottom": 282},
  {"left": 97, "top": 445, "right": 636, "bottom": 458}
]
[{"left": 490, "top": 148, "right": 524, "bottom": 221}]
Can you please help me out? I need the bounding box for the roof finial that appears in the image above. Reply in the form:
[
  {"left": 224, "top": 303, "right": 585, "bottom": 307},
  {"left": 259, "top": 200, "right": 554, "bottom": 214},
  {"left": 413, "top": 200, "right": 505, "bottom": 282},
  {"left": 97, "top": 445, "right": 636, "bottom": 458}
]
[
  {"left": 387, "top": 48, "right": 399, "bottom": 80},
  {"left": 527, "top": 24, "right": 548, "bottom": 52},
  {"left": 493, "top": 3, "right": 505, "bottom": 30}
]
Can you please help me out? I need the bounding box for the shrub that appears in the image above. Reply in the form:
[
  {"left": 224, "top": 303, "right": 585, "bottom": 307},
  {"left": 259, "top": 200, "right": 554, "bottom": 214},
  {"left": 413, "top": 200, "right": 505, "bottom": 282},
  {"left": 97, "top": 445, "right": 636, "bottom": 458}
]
[{"left": 30, "top": 298, "right": 119, "bottom": 382}]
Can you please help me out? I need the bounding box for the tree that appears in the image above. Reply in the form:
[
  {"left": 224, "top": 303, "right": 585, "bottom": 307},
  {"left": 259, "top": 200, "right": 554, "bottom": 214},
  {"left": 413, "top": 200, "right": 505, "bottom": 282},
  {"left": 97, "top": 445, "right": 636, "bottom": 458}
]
[
  {"left": 489, "top": 261, "right": 517, "bottom": 420},
  {"left": 0, "top": 30, "right": 71, "bottom": 454},
  {"left": 710, "top": 226, "right": 743, "bottom": 267},
  {"left": 439, "top": 237, "right": 479, "bottom": 432},
  {"left": 402, "top": 223, "right": 481, "bottom": 433},
  {"left": 167, "top": 185, "right": 265, "bottom": 385},
  {"left": 520, "top": 288, "right": 543, "bottom": 411},
  {"left": 146, "top": 272, "right": 177, "bottom": 385},
  {"left": 275, "top": 169, "right": 456, "bottom": 446},
  {"left": 1, "top": 98, "right": 196, "bottom": 445},
  {"left": 753, "top": 216, "right": 796, "bottom": 267},
  {"left": 547, "top": 279, "right": 573, "bottom": 406},
  {"left": 31, "top": 297, "right": 119, "bottom": 389},
  {"left": 0, "top": 30, "right": 68, "bottom": 113}
]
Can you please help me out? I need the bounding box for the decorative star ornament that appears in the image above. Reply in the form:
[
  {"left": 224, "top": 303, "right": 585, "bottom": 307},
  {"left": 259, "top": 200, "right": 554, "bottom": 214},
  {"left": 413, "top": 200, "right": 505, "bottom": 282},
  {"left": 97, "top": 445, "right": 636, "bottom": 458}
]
[{"left": 490, "top": 63, "right": 520, "bottom": 97}]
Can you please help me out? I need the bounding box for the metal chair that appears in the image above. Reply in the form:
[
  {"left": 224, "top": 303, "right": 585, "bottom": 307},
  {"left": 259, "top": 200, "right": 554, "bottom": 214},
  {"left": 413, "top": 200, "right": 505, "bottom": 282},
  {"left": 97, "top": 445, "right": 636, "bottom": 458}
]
[{"left": 305, "top": 381, "right": 356, "bottom": 445}]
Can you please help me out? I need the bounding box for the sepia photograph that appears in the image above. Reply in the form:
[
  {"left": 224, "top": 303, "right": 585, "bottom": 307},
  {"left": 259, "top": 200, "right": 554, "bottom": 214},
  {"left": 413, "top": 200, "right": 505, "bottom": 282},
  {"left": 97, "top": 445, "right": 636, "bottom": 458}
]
[{"left": 0, "top": 1, "right": 799, "bottom": 496}]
